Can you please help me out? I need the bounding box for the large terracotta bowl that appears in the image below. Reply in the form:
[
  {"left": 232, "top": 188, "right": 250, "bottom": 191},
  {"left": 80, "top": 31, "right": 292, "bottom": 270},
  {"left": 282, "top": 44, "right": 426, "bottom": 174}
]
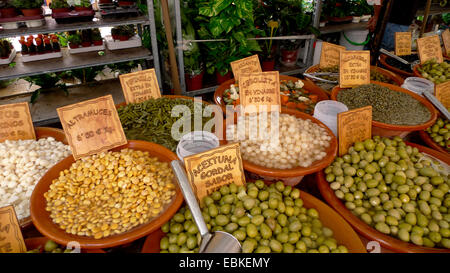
[
  {"left": 317, "top": 142, "right": 450, "bottom": 253},
  {"left": 25, "top": 237, "right": 105, "bottom": 253},
  {"left": 379, "top": 54, "right": 414, "bottom": 78},
  {"left": 141, "top": 189, "right": 367, "bottom": 253},
  {"left": 222, "top": 107, "right": 337, "bottom": 184},
  {"left": 418, "top": 129, "right": 449, "bottom": 154},
  {"left": 331, "top": 81, "right": 438, "bottom": 138},
  {"left": 213, "top": 75, "right": 329, "bottom": 117},
  {"left": 18, "top": 127, "right": 68, "bottom": 229},
  {"left": 30, "top": 140, "right": 184, "bottom": 249}
]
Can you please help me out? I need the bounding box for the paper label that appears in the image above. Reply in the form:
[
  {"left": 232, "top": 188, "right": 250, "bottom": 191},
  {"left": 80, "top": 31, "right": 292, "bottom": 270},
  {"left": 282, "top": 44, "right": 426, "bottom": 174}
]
[
  {"left": 338, "top": 106, "right": 372, "bottom": 156},
  {"left": 183, "top": 143, "right": 246, "bottom": 205},
  {"left": 417, "top": 35, "right": 444, "bottom": 64},
  {"left": 443, "top": 29, "right": 450, "bottom": 57},
  {"left": 0, "top": 102, "right": 36, "bottom": 143},
  {"left": 239, "top": 71, "right": 280, "bottom": 114},
  {"left": 0, "top": 206, "right": 26, "bottom": 253},
  {"left": 230, "top": 55, "right": 262, "bottom": 81},
  {"left": 57, "top": 95, "right": 127, "bottom": 160},
  {"left": 395, "top": 32, "right": 412, "bottom": 56},
  {"left": 319, "top": 42, "right": 346, "bottom": 68},
  {"left": 339, "top": 51, "right": 371, "bottom": 88},
  {"left": 435, "top": 81, "right": 450, "bottom": 109},
  {"left": 119, "top": 68, "right": 161, "bottom": 104}
]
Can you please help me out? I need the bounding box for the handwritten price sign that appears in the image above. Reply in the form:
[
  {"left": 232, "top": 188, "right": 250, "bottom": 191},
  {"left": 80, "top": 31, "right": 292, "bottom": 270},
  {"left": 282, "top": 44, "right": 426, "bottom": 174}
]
[
  {"left": 0, "top": 102, "right": 35, "bottom": 143},
  {"left": 0, "top": 206, "right": 26, "bottom": 253},
  {"left": 395, "top": 32, "right": 412, "bottom": 56},
  {"left": 319, "top": 42, "right": 346, "bottom": 68},
  {"left": 119, "top": 68, "right": 161, "bottom": 104},
  {"left": 239, "top": 71, "right": 280, "bottom": 114},
  {"left": 339, "top": 50, "right": 371, "bottom": 88},
  {"left": 417, "top": 35, "right": 444, "bottom": 64},
  {"left": 230, "top": 55, "right": 262, "bottom": 81}
]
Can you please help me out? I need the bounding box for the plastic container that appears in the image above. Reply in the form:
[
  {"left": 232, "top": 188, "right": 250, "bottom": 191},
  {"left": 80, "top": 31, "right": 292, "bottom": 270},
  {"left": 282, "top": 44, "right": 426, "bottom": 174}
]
[
  {"left": 401, "top": 77, "right": 434, "bottom": 97},
  {"left": 339, "top": 29, "right": 370, "bottom": 50},
  {"left": 141, "top": 188, "right": 367, "bottom": 253},
  {"left": 317, "top": 142, "right": 450, "bottom": 253},
  {"left": 176, "top": 131, "right": 219, "bottom": 161},
  {"left": 313, "top": 100, "right": 349, "bottom": 137}
]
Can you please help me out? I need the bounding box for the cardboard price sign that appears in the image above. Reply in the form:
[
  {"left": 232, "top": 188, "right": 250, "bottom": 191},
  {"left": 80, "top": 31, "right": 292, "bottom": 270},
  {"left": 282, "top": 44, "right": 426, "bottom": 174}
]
[
  {"left": 417, "top": 35, "right": 444, "bottom": 64},
  {"left": 443, "top": 29, "right": 450, "bottom": 57},
  {"left": 119, "top": 68, "right": 161, "bottom": 104},
  {"left": 435, "top": 81, "right": 450, "bottom": 109},
  {"left": 57, "top": 95, "right": 127, "bottom": 160},
  {"left": 338, "top": 106, "right": 372, "bottom": 156},
  {"left": 395, "top": 32, "right": 412, "bottom": 56},
  {"left": 183, "top": 143, "right": 246, "bottom": 205},
  {"left": 0, "top": 205, "right": 26, "bottom": 253},
  {"left": 319, "top": 42, "right": 346, "bottom": 68},
  {"left": 239, "top": 71, "right": 281, "bottom": 114},
  {"left": 0, "top": 102, "right": 36, "bottom": 143},
  {"left": 230, "top": 55, "right": 262, "bottom": 81},
  {"left": 339, "top": 51, "right": 371, "bottom": 88}
]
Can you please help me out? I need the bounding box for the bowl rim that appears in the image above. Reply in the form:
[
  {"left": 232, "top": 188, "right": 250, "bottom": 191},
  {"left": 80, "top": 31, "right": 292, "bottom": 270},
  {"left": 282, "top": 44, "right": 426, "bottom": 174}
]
[
  {"left": 418, "top": 129, "right": 449, "bottom": 154},
  {"left": 29, "top": 140, "right": 184, "bottom": 249},
  {"left": 222, "top": 107, "right": 338, "bottom": 178},
  {"left": 141, "top": 188, "right": 367, "bottom": 253},
  {"left": 24, "top": 236, "right": 105, "bottom": 253},
  {"left": 331, "top": 81, "right": 438, "bottom": 131},
  {"left": 316, "top": 142, "right": 450, "bottom": 253},
  {"left": 379, "top": 53, "right": 415, "bottom": 78}
]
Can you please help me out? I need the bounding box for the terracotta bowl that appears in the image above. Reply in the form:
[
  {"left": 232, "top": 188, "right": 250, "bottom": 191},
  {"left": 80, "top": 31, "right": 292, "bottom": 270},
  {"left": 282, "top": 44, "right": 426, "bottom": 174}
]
[
  {"left": 418, "top": 130, "right": 449, "bottom": 154},
  {"left": 18, "top": 127, "right": 68, "bottom": 229},
  {"left": 317, "top": 142, "right": 450, "bottom": 253},
  {"left": 413, "top": 62, "right": 450, "bottom": 81},
  {"left": 331, "top": 81, "right": 438, "bottom": 138},
  {"left": 141, "top": 189, "right": 367, "bottom": 253},
  {"left": 25, "top": 237, "right": 105, "bottom": 253},
  {"left": 222, "top": 107, "right": 337, "bottom": 184},
  {"left": 379, "top": 54, "right": 414, "bottom": 78},
  {"left": 213, "top": 75, "right": 329, "bottom": 118},
  {"left": 30, "top": 140, "right": 184, "bottom": 249}
]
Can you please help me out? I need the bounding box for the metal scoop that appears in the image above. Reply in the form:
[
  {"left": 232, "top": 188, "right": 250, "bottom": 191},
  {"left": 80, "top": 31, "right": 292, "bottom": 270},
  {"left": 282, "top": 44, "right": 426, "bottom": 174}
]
[
  {"left": 303, "top": 72, "right": 339, "bottom": 84},
  {"left": 170, "top": 160, "right": 242, "bottom": 253}
]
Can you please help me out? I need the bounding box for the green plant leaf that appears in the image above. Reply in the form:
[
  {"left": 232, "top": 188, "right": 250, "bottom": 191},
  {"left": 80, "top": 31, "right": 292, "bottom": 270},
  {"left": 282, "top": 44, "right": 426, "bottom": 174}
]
[{"left": 30, "top": 89, "right": 41, "bottom": 104}]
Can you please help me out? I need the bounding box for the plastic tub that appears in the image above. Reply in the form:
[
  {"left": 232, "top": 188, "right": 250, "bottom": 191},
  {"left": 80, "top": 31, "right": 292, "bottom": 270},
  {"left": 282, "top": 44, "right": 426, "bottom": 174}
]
[
  {"left": 331, "top": 81, "right": 438, "bottom": 138},
  {"left": 313, "top": 100, "right": 349, "bottom": 137},
  {"left": 317, "top": 142, "right": 450, "bottom": 253},
  {"left": 176, "top": 131, "right": 219, "bottom": 161},
  {"left": 401, "top": 77, "right": 434, "bottom": 97},
  {"left": 339, "top": 29, "right": 370, "bottom": 51},
  {"left": 141, "top": 188, "right": 367, "bottom": 253}
]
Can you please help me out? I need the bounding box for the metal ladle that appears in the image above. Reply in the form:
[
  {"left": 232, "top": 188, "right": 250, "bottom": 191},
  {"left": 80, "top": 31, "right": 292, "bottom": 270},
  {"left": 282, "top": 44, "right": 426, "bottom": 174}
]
[{"left": 170, "top": 160, "right": 242, "bottom": 253}]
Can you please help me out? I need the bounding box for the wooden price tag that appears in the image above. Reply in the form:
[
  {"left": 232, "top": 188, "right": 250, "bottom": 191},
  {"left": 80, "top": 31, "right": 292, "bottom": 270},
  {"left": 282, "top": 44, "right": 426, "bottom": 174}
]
[
  {"left": 435, "top": 81, "right": 450, "bottom": 109},
  {"left": 338, "top": 106, "right": 372, "bottom": 156},
  {"left": 57, "top": 95, "right": 127, "bottom": 160},
  {"left": 119, "top": 68, "right": 161, "bottom": 104},
  {"left": 0, "top": 102, "right": 36, "bottom": 143},
  {"left": 319, "top": 42, "right": 346, "bottom": 68},
  {"left": 239, "top": 71, "right": 280, "bottom": 114},
  {"left": 0, "top": 205, "right": 26, "bottom": 253},
  {"left": 443, "top": 29, "right": 450, "bottom": 57},
  {"left": 417, "top": 35, "right": 444, "bottom": 64},
  {"left": 183, "top": 143, "right": 246, "bottom": 205},
  {"left": 339, "top": 50, "right": 371, "bottom": 88},
  {"left": 395, "top": 32, "right": 412, "bottom": 56},
  {"left": 230, "top": 55, "right": 262, "bottom": 81}
]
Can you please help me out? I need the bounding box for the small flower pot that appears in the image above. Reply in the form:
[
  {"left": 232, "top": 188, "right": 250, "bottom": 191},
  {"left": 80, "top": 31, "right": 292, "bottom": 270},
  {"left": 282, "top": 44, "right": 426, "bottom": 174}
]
[
  {"left": 81, "top": 42, "right": 92, "bottom": 47},
  {"left": 112, "top": 34, "right": 119, "bottom": 40},
  {"left": 93, "top": 40, "right": 103, "bottom": 46},
  {"left": 0, "top": 8, "right": 18, "bottom": 18},
  {"left": 21, "top": 8, "right": 42, "bottom": 17},
  {"left": 118, "top": 1, "right": 136, "bottom": 6},
  {"left": 100, "top": 0, "right": 113, "bottom": 3},
  {"left": 118, "top": 35, "right": 130, "bottom": 41},
  {"left": 51, "top": 8, "right": 71, "bottom": 13},
  {"left": 74, "top": 6, "right": 92, "bottom": 12},
  {"left": 185, "top": 71, "right": 204, "bottom": 91},
  {"left": 281, "top": 49, "right": 299, "bottom": 64},
  {"left": 361, "top": 15, "right": 372, "bottom": 22},
  {"left": 319, "top": 21, "right": 327, "bottom": 27},
  {"left": 262, "top": 59, "right": 276, "bottom": 71},
  {"left": 352, "top": 16, "right": 361, "bottom": 23},
  {"left": 69, "top": 43, "right": 79, "bottom": 49},
  {"left": 216, "top": 71, "right": 232, "bottom": 85}
]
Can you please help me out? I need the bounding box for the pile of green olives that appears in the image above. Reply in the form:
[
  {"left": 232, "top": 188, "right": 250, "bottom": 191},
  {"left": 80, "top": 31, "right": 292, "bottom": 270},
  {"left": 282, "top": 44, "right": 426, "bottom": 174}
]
[
  {"left": 425, "top": 118, "right": 450, "bottom": 152},
  {"left": 160, "top": 181, "right": 349, "bottom": 253},
  {"left": 417, "top": 60, "right": 450, "bottom": 84},
  {"left": 26, "top": 240, "right": 74, "bottom": 253},
  {"left": 325, "top": 136, "right": 450, "bottom": 249}
]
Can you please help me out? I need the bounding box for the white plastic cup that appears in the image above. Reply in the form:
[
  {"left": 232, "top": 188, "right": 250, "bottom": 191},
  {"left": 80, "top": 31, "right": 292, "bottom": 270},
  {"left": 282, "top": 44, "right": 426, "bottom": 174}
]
[
  {"left": 313, "top": 100, "right": 349, "bottom": 137},
  {"left": 176, "top": 131, "right": 220, "bottom": 162},
  {"left": 401, "top": 77, "right": 434, "bottom": 97}
]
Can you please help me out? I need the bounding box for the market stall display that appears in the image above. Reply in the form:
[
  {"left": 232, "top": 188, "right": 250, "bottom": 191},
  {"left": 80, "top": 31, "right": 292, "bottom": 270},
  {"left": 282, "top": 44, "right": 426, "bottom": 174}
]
[
  {"left": 419, "top": 118, "right": 450, "bottom": 154},
  {"left": 331, "top": 82, "right": 438, "bottom": 137},
  {"left": 0, "top": 127, "right": 70, "bottom": 228},
  {"left": 29, "top": 140, "right": 184, "bottom": 249},
  {"left": 413, "top": 60, "right": 450, "bottom": 84},
  {"left": 379, "top": 54, "right": 418, "bottom": 78},
  {"left": 141, "top": 181, "right": 366, "bottom": 253},
  {"left": 317, "top": 139, "right": 450, "bottom": 253}
]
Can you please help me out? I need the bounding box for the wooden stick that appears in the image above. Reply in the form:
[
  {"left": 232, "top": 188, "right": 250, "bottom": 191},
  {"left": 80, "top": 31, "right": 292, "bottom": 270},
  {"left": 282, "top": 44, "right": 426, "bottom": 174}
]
[
  {"left": 161, "top": 0, "right": 182, "bottom": 94},
  {"left": 420, "top": 0, "right": 432, "bottom": 38}
]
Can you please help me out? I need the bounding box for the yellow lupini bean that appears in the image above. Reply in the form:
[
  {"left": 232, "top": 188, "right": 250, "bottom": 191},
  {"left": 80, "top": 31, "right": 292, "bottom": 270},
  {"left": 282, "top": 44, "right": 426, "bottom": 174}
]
[{"left": 45, "top": 149, "right": 176, "bottom": 239}]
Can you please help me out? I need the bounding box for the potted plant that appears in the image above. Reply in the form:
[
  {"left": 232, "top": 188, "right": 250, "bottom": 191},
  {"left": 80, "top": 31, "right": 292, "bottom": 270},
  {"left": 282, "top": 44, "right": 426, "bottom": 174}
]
[
  {"left": 260, "top": 20, "right": 279, "bottom": 71},
  {"left": 322, "top": 0, "right": 352, "bottom": 23},
  {"left": 67, "top": 32, "right": 81, "bottom": 49},
  {"left": 11, "top": 0, "right": 42, "bottom": 17},
  {"left": 91, "top": 28, "right": 103, "bottom": 46},
  {"left": 182, "top": 16, "right": 203, "bottom": 90},
  {"left": 0, "top": 39, "right": 12, "bottom": 59},
  {"left": 73, "top": 0, "right": 92, "bottom": 11},
  {"left": 112, "top": 25, "right": 135, "bottom": 41},
  {"left": 118, "top": 0, "right": 136, "bottom": 7},
  {"left": 351, "top": 0, "right": 363, "bottom": 23},
  {"left": 360, "top": 0, "right": 374, "bottom": 22},
  {"left": 50, "top": 0, "right": 71, "bottom": 13},
  {"left": 80, "top": 29, "right": 92, "bottom": 47},
  {"left": 0, "top": 1, "right": 18, "bottom": 18},
  {"left": 99, "top": 0, "right": 113, "bottom": 3}
]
